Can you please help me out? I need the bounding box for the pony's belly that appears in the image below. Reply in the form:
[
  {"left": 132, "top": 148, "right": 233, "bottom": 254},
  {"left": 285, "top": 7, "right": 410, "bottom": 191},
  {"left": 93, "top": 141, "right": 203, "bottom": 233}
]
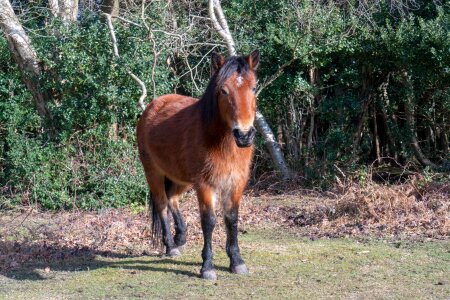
[{"left": 150, "top": 154, "right": 196, "bottom": 184}]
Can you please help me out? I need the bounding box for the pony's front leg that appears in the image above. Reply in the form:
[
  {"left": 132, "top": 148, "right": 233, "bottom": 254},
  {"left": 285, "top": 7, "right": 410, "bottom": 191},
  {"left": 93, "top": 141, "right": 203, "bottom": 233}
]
[
  {"left": 197, "top": 184, "right": 217, "bottom": 280},
  {"left": 224, "top": 190, "right": 248, "bottom": 275}
]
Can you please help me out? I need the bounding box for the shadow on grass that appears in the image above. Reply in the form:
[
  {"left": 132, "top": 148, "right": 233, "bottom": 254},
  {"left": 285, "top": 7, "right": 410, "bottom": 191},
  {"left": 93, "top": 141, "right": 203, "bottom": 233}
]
[{"left": 0, "top": 242, "right": 229, "bottom": 281}]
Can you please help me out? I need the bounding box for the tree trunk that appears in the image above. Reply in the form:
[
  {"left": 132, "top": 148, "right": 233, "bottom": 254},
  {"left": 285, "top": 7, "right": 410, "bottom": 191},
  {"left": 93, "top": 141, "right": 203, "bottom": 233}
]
[
  {"left": 306, "top": 67, "right": 320, "bottom": 165},
  {"left": 60, "top": 0, "right": 78, "bottom": 23},
  {"left": 379, "top": 75, "right": 398, "bottom": 159},
  {"left": 0, "top": 0, "right": 54, "bottom": 131},
  {"left": 49, "top": 0, "right": 78, "bottom": 23},
  {"left": 351, "top": 65, "right": 372, "bottom": 162},
  {"left": 372, "top": 104, "right": 381, "bottom": 160},
  {"left": 48, "top": 0, "right": 60, "bottom": 17},
  {"left": 255, "top": 111, "right": 291, "bottom": 179},
  {"left": 403, "top": 72, "right": 437, "bottom": 168},
  {"left": 100, "top": 0, "right": 119, "bottom": 17}
]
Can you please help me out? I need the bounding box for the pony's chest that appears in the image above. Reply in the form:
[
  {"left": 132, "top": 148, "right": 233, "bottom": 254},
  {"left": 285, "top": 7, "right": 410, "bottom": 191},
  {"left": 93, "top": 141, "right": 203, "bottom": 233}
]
[{"left": 204, "top": 149, "right": 253, "bottom": 189}]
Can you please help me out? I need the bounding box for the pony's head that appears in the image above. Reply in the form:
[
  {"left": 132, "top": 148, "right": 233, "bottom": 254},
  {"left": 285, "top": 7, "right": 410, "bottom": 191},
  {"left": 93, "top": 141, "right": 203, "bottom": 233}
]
[{"left": 208, "top": 50, "right": 260, "bottom": 148}]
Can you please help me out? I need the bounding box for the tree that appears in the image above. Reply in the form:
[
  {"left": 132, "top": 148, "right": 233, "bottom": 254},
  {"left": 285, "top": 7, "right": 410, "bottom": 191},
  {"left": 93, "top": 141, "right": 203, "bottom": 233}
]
[
  {"left": 48, "top": 0, "right": 78, "bottom": 24},
  {"left": 0, "top": 0, "right": 54, "bottom": 131}
]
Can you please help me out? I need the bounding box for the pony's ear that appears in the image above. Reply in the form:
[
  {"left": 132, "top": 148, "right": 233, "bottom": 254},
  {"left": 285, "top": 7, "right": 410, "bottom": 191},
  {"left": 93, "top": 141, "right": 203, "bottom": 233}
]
[
  {"left": 211, "top": 52, "right": 225, "bottom": 75},
  {"left": 247, "top": 49, "right": 260, "bottom": 70}
]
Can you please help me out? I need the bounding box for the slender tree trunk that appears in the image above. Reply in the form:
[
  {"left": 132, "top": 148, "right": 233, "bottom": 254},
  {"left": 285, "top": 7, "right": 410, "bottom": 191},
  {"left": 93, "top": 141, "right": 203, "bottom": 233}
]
[
  {"left": 306, "top": 67, "right": 320, "bottom": 165},
  {"left": 255, "top": 111, "right": 291, "bottom": 179},
  {"left": 0, "top": 0, "right": 54, "bottom": 131},
  {"left": 379, "top": 75, "right": 398, "bottom": 159},
  {"left": 372, "top": 105, "right": 381, "bottom": 160},
  {"left": 351, "top": 65, "right": 372, "bottom": 162},
  {"left": 100, "top": 0, "right": 120, "bottom": 140},
  {"left": 403, "top": 72, "right": 437, "bottom": 168}
]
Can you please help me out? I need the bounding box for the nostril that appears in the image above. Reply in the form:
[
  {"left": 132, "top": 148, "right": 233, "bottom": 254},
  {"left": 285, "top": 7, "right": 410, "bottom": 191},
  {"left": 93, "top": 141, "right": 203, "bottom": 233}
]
[{"left": 232, "top": 128, "right": 241, "bottom": 139}]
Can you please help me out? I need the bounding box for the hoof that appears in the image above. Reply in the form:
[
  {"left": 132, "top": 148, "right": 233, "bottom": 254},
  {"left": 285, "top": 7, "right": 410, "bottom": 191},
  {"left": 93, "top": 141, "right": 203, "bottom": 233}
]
[
  {"left": 231, "top": 264, "right": 248, "bottom": 275},
  {"left": 177, "top": 244, "right": 186, "bottom": 253},
  {"left": 167, "top": 248, "right": 181, "bottom": 257},
  {"left": 200, "top": 269, "right": 217, "bottom": 280}
]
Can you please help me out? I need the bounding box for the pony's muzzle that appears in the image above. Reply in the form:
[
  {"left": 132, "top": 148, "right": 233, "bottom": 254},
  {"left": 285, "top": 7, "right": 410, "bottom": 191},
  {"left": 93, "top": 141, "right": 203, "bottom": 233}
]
[{"left": 232, "top": 126, "right": 256, "bottom": 148}]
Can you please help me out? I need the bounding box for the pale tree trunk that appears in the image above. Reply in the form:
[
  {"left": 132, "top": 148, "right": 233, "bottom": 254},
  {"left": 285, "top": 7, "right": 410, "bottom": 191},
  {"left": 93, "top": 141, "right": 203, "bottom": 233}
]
[
  {"left": 379, "top": 74, "right": 398, "bottom": 159},
  {"left": 0, "top": 0, "right": 54, "bottom": 131},
  {"left": 49, "top": 0, "right": 78, "bottom": 23},
  {"left": 48, "top": 0, "right": 60, "bottom": 17},
  {"left": 100, "top": 0, "right": 119, "bottom": 18},
  {"left": 372, "top": 105, "right": 381, "bottom": 160},
  {"left": 209, "top": 0, "right": 291, "bottom": 179},
  {"left": 307, "top": 67, "right": 319, "bottom": 151},
  {"left": 100, "top": 0, "right": 120, "bottom": 140}
]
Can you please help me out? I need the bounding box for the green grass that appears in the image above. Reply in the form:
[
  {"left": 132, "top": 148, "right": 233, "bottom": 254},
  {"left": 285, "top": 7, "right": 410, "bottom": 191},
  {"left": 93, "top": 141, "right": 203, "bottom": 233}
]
[{"left": 1, "top": 229, "right": 449, "bottom": 299}]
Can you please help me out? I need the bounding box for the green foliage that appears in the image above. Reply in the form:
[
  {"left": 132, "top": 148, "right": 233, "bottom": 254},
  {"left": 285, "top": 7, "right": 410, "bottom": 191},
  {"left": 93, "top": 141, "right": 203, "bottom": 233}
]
[
  {"left": 0, "top": 17, "right": 174, "bottom": 209},
  {"left": 229, "top": 0, "right": 449, "bottom": 180}
]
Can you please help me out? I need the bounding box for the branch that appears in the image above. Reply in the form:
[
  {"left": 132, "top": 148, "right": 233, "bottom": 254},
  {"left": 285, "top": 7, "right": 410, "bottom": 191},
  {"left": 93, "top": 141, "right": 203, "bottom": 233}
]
[
  {"left": 255, "top": 57, "right": 297, "bottom": 98},
  {"left": 208, "top": 0, "right": 236, "bottom": 55},
  {"left": 103, "top": 13, "right": 147, "bottom": 110}
]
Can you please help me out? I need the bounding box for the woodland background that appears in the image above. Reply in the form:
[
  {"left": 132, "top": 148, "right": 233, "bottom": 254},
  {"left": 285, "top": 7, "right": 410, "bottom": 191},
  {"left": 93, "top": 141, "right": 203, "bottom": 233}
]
[{"left": 0, "top": 0, "right": 449, "bottom": 210}]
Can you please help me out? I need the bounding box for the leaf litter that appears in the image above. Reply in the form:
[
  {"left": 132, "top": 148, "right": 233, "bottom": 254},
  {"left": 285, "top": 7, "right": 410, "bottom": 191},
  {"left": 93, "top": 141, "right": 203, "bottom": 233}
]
[{"left": 0, "top": 181, "right": 448, "bottom": 273}]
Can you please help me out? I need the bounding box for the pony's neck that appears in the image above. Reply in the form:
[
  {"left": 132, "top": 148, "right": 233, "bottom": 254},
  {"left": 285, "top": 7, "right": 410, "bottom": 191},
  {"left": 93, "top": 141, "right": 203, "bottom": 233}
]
[{"left": 200, "top": 107, "right": 232, "bottom": 150}]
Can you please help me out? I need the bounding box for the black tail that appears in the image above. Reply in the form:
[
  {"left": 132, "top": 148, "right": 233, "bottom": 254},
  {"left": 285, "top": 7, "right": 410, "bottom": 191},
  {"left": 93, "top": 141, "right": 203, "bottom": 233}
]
[
  {"left": 149, "top": 177, "right": 173, "bottom": 248},
  {"left": 149, "top": 192, "right": 163, "bottom": 247}
]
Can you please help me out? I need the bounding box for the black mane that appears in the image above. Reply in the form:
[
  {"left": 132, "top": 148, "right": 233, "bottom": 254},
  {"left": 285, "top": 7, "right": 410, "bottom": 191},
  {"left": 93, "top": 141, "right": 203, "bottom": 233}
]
[{"left": 199, "top": 56, "right": 250, "bottom": 125}]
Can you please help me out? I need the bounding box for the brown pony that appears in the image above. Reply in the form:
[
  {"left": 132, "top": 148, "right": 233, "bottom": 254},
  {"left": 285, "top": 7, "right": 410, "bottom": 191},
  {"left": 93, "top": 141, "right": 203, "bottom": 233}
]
[{"left": 136, "top": 50, "right": 259, "bottom": 280}]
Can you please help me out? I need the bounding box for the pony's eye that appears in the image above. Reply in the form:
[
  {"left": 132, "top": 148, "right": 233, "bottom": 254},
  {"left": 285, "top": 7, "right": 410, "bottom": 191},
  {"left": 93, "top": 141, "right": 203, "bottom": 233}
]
[
  {"left": 251, "top": 87, "right": 257, "bottom": 93},
  {"left": 221, "top": 88, "right": 229, "bottom": 96}
]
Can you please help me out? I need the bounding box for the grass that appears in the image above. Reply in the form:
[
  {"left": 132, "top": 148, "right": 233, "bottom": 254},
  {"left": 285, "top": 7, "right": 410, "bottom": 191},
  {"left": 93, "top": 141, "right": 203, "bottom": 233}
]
[{"left": 1, "top": 229, "right": 449, "bottom": 299}]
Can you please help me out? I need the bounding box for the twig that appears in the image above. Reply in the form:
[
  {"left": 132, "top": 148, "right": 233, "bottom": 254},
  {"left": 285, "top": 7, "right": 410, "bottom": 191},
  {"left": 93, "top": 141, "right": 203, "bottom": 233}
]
[{"left": 255, "top": 57, "right": 297, "bottom": 98}]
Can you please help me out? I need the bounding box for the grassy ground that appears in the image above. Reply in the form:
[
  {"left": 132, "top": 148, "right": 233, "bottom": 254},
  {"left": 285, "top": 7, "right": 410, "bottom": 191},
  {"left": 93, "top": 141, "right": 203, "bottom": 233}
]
[{"left": 1, "top": 228, "right": 449, "bottom": 299}]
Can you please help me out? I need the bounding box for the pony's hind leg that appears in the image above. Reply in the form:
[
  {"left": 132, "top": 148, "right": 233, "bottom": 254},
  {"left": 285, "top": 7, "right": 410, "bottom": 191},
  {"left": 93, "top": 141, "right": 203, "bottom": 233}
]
[
  {"left": 165, "top": 178, "right": 189, "bottom": 248},
  {"left": 144, "top": 171, "right": 180, "bottom": 256},
  {"left": 223, "top": 189, "right": 248, "bottom": 275}
]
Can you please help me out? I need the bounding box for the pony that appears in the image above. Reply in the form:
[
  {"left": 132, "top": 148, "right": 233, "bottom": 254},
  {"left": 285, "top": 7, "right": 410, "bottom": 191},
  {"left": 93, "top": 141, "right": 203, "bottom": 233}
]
[{"left": 136, "top": 50, "right": 259, "bottom": 280}]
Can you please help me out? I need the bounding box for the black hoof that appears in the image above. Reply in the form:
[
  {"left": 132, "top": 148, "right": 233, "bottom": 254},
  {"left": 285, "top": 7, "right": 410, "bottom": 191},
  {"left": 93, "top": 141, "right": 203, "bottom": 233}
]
[
  {"left": 200, "top": 269, "right": 217, "bottom": 280},
  {"left": 231, "top": 264, "right": 248, "bottom": 275}
]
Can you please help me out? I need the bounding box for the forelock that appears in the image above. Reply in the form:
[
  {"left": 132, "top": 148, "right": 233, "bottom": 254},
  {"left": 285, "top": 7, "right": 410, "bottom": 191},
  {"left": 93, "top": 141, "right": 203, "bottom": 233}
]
[{"left": 216, "top": 56, "right": 250, "bottom": 88}]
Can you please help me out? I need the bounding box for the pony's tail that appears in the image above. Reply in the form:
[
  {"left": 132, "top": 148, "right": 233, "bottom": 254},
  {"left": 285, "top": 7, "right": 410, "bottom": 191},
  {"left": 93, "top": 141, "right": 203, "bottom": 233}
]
[{"left": 149, "top": 192, "right": 163, "bottom": 248}]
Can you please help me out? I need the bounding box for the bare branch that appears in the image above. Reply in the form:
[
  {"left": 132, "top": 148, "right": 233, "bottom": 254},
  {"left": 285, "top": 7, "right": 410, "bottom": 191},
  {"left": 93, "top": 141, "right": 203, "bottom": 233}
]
[{"left": 103, "top": 13, "right": 147, "bottom": 110}]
